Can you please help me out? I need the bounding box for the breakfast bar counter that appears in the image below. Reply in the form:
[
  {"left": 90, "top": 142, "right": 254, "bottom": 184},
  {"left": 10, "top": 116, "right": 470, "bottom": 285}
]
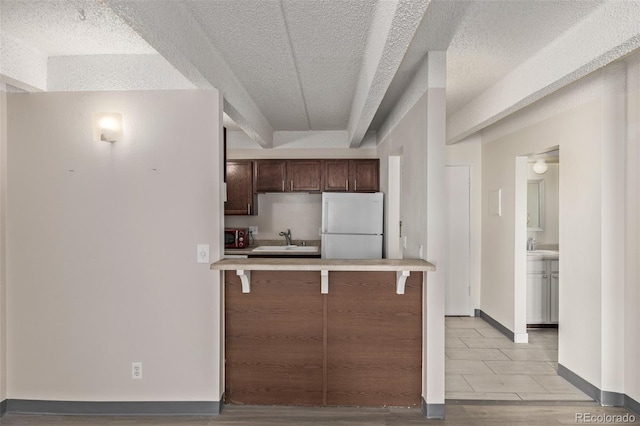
[
  {"left": 211, "top": 258, "right": 435, "bottom": 408},
  {"left": 211, "top": 258, "right": 435, "bottom": 294},
  {"left": 212, "top": 257, "right": 434, "bottom": 271}
]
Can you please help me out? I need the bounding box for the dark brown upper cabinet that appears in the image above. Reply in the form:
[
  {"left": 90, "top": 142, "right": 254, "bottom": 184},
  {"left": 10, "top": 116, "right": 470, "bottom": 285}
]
[
  {"left": 323, "top": 159, "right": 379, "bottom": 192},
  {"left": 254, "top": 160, "right": 322, "bottom": 193},
  {"left": 254, "top": 160, "right": 287, "bottom": 192},
  {"left": 288, "top": 160, "right": 323, "bottom": 192},
  {"left": 225, "top": 161, "right": 258, "bottom": 215}
]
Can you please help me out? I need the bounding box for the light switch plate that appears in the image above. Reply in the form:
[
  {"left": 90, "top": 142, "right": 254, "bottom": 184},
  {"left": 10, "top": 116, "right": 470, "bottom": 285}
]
[{"left": 197, "top": 244, "right": 210, "bottom": 263}]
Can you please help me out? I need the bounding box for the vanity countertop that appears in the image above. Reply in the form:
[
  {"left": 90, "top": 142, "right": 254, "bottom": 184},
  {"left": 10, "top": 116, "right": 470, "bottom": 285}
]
[{"left": 526, "top": 249, "right": 559, "bottom": 260}]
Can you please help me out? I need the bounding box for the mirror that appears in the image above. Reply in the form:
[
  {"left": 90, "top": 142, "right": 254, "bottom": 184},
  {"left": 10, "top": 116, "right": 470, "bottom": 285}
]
[{"left": 527, "top": 179, "right": 544, "bottom": 231}]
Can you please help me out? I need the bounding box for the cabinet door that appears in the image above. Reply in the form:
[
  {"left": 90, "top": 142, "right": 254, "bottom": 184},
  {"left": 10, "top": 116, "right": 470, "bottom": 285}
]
[
  {"left": 550, "top": 273, "right": 559, "bottom": 324},
  {"left": 323, "top": 160, "right": 350, "bottom": 192},
  {"left": 225, "top": 161, "right": 256, "bottom": 215},
  {"left": 288, "top": 160, "right": 322, "bottom": 192},
  {"left": 350, "top": 159, "right": 379, "bottom": 192},
  {"left": 254, "top": 160, "right": 287, "bottom": 192},
  {"left": 526, "top": 273, "right": 548, "bottom": 324}
]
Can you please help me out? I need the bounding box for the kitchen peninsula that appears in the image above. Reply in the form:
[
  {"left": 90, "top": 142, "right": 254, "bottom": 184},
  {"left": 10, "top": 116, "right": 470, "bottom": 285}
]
[{"left": 211, "top": 257, "right": 434, "bottom": 407}]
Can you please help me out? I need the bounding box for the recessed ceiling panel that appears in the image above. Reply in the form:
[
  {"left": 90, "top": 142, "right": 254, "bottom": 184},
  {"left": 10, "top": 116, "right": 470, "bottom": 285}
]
[
  {"left": 186, "top": 0, "right": 309, "bottom": 130},
  {"left": 281, "top": 0, "right": 375, "bottom": 130}
]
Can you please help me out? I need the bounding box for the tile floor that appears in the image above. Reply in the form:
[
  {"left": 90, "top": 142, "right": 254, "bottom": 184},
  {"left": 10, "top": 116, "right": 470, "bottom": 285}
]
[{"left": 445, "top": 316, "right": 592, "bottom": 402}]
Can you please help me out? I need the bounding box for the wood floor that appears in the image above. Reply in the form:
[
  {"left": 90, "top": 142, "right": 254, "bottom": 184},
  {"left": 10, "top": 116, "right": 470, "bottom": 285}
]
[{"left": 1, "top": 404, "right": 638, "bottom": 425}]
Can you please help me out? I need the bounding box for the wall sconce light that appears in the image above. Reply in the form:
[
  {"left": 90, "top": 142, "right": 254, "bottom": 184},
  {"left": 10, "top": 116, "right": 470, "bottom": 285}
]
[
  {"left": 533, "top": 159, "right": 548, "bottom": 174},
  {"left": 92, "top": 112, "right": 123, "bottom": 142}
]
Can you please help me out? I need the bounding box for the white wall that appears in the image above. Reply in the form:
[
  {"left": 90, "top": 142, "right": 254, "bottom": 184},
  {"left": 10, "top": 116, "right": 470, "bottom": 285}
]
[
  {"left": 446, "top": 134, "right": 482, "bottom": 312},
  {"left": 482, "top": 85, "right": 604, "bottom": 384},
  {"left": 378, "top": 94, "right": 427, "bottom": 259},
  {"left": 480, "top": 55, "right": 640, "bottom": 399},
  {"left": 527, "top": 163, "right": 559, "bottom": 246},
  {"left": 625, "top": 53, "right": 640, "bottom": 406},
  {"left": 227, "top": 129, "right": 377, "bottom": 152},
  {"left": 377, "top": 51, "right": 447, "bottom": 411},
  {"left": 0, "top": 84, "right": 7, "bottom": 404},
  {"left": 6, "top": 90, "right": 224, "bottom": 402}
]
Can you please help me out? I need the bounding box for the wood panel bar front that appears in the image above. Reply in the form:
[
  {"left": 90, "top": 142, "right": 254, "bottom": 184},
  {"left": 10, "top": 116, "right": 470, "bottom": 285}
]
[
  {"left": 225, "top": 271, "right": 323, "bottom": 406},
  {"left": 224, "top": 269, "right": 422, "bottom": 407},
  {"left": 326, "top": 271, "right": 422, "bottom": 406}
]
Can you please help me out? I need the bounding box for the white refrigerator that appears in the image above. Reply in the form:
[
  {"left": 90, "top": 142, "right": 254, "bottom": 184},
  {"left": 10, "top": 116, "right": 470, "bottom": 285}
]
[{"left": 321, "top": 192, "right": 384, "bottom": 259}]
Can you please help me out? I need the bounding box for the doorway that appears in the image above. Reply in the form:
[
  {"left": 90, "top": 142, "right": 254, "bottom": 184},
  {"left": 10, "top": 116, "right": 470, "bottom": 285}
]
[{"left": 524, "top": 150, "right": 560, "bottom": 330}]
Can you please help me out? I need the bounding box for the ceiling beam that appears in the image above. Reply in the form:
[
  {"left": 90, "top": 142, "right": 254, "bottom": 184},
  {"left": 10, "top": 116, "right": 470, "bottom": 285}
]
[
  {"left": 375, "top": 1, "right": 470, "bottom": 144},
  {"left": 347, "top": 0, "right": 430, "bottom": 148},
  {"left": 105, "top": 0, "right": 274, "bottom": 148},
  {"left": 447, "top": 1, "right": 640, "bottom": 144},
  {"left": 0, "top": 33, "right": 47, "bottom": 92}
]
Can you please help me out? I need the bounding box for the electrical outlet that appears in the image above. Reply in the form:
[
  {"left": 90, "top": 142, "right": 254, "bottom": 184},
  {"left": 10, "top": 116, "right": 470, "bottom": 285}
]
[
  {"left": 132, "top": 362, "right": 142, "bottom": 379},
  {"left": 402, "top": 236, "right": 408, "bottom": 249},
  {"left": 419, "top": 245, "right": 424, "bottom": 259},
  {"left": 248, "top": 226, "right": 258, "bottom": 235},
  {"left": 197, "top": 244, "right": 209, "bottom": 263}
]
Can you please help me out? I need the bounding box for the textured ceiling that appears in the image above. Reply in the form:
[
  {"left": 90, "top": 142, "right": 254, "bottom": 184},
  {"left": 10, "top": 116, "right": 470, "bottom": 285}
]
[
  {"left": 0, "top": 0, "right": 155, "bottom": 56},
  {"left": 445, "top": 0, "right": 605, "bottom": 115},
  {"left": 184, "top": 0, "right": 375, "bottom": 131},
  {"left": 1, "top": 0, "right": 636, "bottom": 147}
]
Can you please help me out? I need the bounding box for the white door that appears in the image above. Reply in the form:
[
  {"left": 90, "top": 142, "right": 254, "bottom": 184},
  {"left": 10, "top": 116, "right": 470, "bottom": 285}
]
[{"left": 445, "top": 166, "right": 471, "bottom": 315}]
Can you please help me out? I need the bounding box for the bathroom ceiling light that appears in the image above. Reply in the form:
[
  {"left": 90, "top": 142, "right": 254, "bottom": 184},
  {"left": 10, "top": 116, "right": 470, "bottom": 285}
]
[
  {"left": 533, "top": 159, "right": 548, "bottom": 174},
  {"left": 92, "top": 112, "right": 123, "bottom": 142}
]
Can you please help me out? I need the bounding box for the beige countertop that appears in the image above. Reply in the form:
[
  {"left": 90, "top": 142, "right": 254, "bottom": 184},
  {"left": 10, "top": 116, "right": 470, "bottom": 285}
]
[
  {"left": 225, "top": 239, "right": 321, "bottom": 257},
  {"left": 211, "top": 258, "right": 435, "bottom": 272}
]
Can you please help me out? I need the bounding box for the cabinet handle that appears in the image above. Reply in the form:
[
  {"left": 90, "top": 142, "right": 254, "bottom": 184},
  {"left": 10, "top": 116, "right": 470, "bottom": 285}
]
[
  {"left": 354, "top": 180, "right": 357, "bottom": 191},
  {"left": 290, "top": 181, "right": 293, "bottom": 191},
  {"left": 543, "top": 275, "right": 548, "bottom": 279},
  {"left": 248, "top": 204, "right": 251, "bottom": 215},
  {"left": 552, "top": 274, "right": 558, "bottom": 278},
  {"left": 282, "top": 180, "right": 285, "bottom": 191},
  {"left": 345, "top": 180, "right": 348, "bottom": 191}
]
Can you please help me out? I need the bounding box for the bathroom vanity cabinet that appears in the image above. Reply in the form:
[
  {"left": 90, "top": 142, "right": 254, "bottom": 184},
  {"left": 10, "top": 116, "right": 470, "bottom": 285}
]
[{"left": 526, "top": 257, "right": 559, "bottom": 325}]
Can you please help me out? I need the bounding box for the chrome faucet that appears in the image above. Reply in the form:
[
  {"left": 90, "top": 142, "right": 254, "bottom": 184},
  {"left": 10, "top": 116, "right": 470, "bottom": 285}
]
[
  {"left": 279, "top": 229, "right": 292, "bottom": 245},
  {"left": 527, "top": 237, "right": 536, "bottom": 251}
]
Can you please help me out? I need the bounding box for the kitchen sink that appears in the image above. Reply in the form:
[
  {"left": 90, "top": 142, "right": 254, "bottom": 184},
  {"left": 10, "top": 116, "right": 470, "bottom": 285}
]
[{"left": 252, "top": 245, "right": 319, "bottom": 252}]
